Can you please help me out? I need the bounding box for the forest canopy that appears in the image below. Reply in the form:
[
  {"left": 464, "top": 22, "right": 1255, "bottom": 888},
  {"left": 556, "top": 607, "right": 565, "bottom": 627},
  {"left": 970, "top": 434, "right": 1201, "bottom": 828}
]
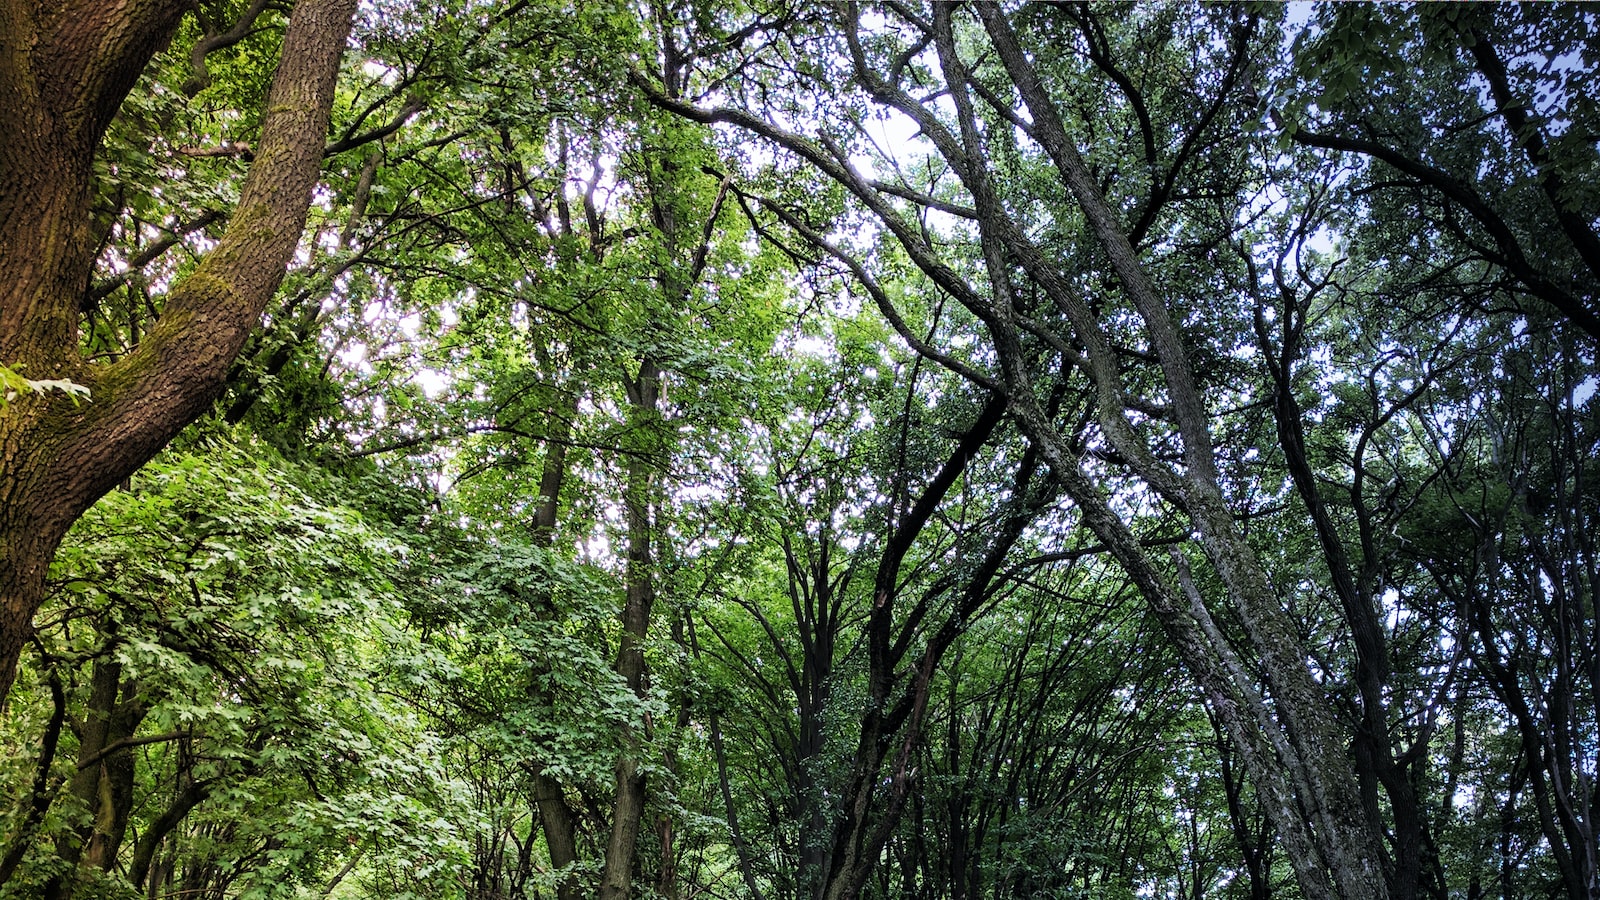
[{"left": 0, "top": 2, "right": 1595, "bottom": 900}]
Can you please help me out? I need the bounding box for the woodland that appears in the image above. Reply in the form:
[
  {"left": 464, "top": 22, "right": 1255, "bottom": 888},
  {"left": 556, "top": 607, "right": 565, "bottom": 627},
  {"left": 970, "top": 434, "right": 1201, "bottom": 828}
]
[{"left": 0, "top": 1, "right": 1595, "bottom": 899}]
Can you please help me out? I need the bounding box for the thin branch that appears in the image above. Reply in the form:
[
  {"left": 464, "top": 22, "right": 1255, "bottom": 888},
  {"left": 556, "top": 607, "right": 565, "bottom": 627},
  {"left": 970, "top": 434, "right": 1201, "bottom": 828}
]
[
  {"left": 85, "top": 209, "right": 225, "bottom": 311},
  {"left": 184, "top": 0, "right": 280, "bottom": 96},
  {"left": 77, "top": 729, "right": 194, "bottom": 770}
]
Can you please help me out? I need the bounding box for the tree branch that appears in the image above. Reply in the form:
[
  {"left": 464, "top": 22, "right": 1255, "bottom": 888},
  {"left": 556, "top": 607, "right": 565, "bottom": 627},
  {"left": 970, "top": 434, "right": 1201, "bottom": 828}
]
[
  {"left": 76, "top": 728, "right": 193, "bottom": 770},
  {"left": 184, "top": 0, "right": 279, "bottom": 96},
  {"left": 1287, "top": 123, "right": 1600, "bottom": 341},
  {"left": 83, "top": 210, "right": 225, "bottom": 312}
]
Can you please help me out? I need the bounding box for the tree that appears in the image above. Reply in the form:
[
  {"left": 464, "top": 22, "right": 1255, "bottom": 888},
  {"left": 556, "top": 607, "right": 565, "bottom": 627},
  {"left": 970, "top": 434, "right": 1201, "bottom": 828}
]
[
  {"left": 0, "top": 0, "right": 358, "bottom": 700},
  {"left": 635, "top": 2, "right": 1596, "bottom": 898},
  {"left": 636, "top": 4, "right": 1380, "bottom": 896},
  {"left": 2, "top": 3, "right": 1591, "bottom": 898},
  {"left": 0, "top": 433, "right": 462, "bottom": 899},
  {"left": 1282, "top": 3, "right": 1600, "bottom": 341}
]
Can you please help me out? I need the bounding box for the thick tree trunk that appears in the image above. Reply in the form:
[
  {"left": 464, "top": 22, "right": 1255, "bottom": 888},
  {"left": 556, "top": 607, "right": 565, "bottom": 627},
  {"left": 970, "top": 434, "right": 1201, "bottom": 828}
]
[{"left": 0, "top": 0, "right": 358, "bottom": 701}]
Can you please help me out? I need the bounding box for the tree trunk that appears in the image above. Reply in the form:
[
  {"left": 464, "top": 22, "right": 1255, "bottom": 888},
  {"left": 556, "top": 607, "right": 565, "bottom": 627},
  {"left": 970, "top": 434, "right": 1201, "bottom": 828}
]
[
  {"left": 42, "top": 658, "right": 149, "bottom": 900},
  {"left": 128, "top": 776, "right": 211, "bottom": 891},
  {"left": 526, "top": 398, "right": 583, "bottom": 900},
  {"left": 598, "top": 358, "right": 661, "bottom": 900},
  {"left": 0, "top": 0, "right": 358, "bottom": 702}
]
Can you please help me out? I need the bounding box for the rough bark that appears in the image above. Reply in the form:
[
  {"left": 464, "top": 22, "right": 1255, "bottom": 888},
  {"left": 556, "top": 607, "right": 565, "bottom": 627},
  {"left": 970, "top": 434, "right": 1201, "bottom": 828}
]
[{"left": 0, "top": 0, "right": 359, "bottom": 700}]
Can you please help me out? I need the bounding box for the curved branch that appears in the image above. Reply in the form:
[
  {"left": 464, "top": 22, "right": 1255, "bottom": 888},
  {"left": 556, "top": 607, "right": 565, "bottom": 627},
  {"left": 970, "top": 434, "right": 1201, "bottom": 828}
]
[
  {"left": 63, "top": 0, "right": 359, "bottom": 514},
  {"left": 75, "top": 728, "right": 194, "bottom": 770},
  {"left": 1287, "top": 124, "right": 1600, "bottom": 341},
  {"left": 1462, "top": 25, "right": 1600, "bottom": 282},
  {"left": 184, "top": 0, "right": 279, "bottom": 96}
]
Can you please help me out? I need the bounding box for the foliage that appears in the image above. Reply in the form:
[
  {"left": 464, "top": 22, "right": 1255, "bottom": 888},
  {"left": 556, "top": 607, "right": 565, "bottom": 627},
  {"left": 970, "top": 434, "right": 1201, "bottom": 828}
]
[{"left": 2, "top": 2, "right": 1594, "bottom": 900}]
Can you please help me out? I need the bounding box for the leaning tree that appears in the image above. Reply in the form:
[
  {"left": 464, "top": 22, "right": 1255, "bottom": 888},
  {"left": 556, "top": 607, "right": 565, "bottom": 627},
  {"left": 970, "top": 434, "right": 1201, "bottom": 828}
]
[{"left": 0, "top": 0, "right": 358, "bottom": 699}]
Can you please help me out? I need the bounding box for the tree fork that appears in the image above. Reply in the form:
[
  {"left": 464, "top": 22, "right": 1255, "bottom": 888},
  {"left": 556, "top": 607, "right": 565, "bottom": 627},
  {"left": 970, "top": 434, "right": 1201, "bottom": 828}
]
[{"left": 0, "top": 0, "right": 359, "bottom": 701}]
